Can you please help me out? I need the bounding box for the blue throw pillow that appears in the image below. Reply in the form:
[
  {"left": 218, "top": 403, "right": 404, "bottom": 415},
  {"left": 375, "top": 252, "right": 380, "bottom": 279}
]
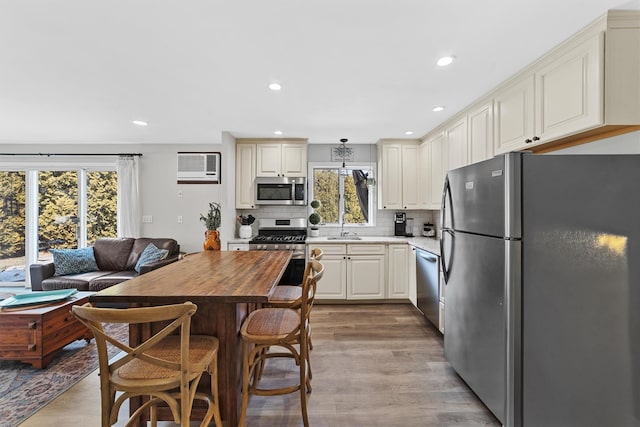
[
  {"left": 51, "top": 247, "right": 99, "bottom": 276},
  {"left": 134, "top": 243, "right": 169, "bottom": 273}
]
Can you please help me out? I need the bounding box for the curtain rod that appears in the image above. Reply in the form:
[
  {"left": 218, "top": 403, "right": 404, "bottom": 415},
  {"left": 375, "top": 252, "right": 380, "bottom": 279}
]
[{"left": 0, "top": 153, "right": 142, "bottom": 157}]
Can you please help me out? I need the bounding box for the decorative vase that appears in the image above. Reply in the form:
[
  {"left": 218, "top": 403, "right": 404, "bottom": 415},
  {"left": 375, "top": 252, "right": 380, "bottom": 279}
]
[
  {"left": 203, "top": 230, "right": 221, "bottom": 251},
  {"left": 309, "top": 228, "right": 320, "bottom": 237},
  {"left": 239, "top": 225, "right": 252, "bottom": 239}
]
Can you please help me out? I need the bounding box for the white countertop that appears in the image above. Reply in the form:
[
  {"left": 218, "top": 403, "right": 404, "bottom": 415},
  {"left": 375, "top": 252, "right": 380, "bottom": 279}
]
[{"left": 228, "top": 235, "right": 440, "bottom": 255}]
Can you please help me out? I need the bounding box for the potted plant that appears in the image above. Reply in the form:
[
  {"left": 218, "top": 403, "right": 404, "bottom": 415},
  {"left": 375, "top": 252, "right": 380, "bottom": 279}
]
[
  {"left": 200, "top": 202, "right": 222, "bottom": 250},
  {"left": 308, "top": 200, "right": 321, "bottom": 237}
]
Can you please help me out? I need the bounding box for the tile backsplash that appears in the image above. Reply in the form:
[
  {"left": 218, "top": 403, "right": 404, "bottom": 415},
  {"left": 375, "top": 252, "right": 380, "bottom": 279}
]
[{"left": 236, "top": 207, "right": 439, "bottom": 238}]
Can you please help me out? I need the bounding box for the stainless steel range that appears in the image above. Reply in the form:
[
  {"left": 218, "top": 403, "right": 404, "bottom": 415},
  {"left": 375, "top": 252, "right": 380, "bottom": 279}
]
[{"left": 249, "top": 218, "right": 307, "bottom": 285}]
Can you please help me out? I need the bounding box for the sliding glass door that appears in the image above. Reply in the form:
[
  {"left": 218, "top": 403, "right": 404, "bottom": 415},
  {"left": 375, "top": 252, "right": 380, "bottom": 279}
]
[{"left": 0, "top": 167, "right": 117, "bottom": 286}]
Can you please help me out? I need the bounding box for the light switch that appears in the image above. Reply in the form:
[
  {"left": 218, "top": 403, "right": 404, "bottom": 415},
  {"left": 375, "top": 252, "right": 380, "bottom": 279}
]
[
  {"left": 177, "top": 215, "right": 183, "bottom": 224},
  {"left": 142, "top": 215, "right": 153, "bottom": 223}
]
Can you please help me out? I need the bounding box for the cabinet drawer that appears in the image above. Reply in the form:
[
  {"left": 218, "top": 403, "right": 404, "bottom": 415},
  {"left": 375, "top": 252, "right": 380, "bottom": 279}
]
[
  {"left": 347, "top": 244, "right": 386, "bottom": 255},
  {"left": 308, "top": 244, "right": 346, "bottom": 255}
]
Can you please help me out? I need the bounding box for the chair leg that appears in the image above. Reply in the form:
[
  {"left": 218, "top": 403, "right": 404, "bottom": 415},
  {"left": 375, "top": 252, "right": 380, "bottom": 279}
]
[
  {"left": 299, "top": 338, "right": 310, "bottom": 427},
  {"left": 210, "top": 353, "right": 223, "bottom": 427}
]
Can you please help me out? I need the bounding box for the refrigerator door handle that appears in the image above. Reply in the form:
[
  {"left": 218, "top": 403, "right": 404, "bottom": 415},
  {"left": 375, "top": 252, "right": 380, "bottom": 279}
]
[
  {"left": 440, "top": 175, "right": 453, "bottom": 284},
  {"left": 441, "top": 175, "right": 452, "bottom": 230},
  {"left": 440, "top": 229, "right": 453, "bottom": 284}
]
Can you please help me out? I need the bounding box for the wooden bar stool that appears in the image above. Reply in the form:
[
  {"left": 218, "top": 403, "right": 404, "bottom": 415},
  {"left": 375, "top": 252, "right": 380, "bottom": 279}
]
[
  {"left": 267, "top": 248, "right": 323, "bottom": 309},
  {"left": 72, "top": 302, "right": 223, "bottom": 427},
  {"left": 238, "top": 260, "right": 324, "bottom": 427}
]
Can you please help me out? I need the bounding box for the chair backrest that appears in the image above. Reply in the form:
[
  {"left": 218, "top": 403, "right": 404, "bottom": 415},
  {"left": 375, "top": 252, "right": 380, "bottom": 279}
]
[
  {"left": 309, "top": 247, "right": 324, "bottom": 261},
  {"left": 300, "top": 259, "right": 324, "bottom": 322},
  {"left": 72, "top": 302, "right": 198, "bottom": 382}
]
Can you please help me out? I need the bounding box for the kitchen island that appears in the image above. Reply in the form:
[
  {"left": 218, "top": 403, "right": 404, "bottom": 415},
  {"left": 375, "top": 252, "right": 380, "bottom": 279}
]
[{"left": 90, "top": 249, "right": 292, "bottom": 427}]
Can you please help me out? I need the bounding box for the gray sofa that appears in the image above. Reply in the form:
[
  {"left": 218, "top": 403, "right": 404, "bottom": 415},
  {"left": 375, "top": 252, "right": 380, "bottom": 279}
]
[{"left": 30, "top": 237, "right": 180, "bottom": 291}]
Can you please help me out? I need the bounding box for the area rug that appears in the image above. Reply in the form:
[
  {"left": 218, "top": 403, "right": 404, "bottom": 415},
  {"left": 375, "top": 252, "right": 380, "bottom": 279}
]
[{"left": 0, "top": 323, "right": 127, "bottom": 427}]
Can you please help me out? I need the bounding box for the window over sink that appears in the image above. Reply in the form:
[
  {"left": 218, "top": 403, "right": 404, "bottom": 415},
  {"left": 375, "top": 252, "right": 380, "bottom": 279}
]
[{"left": 308, "top": 163, "right": 375, "bottom": 227}]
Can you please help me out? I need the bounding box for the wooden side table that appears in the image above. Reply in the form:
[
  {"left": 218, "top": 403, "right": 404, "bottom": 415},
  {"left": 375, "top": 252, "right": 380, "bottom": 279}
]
[{"left": 0, "top": 291, "right": 93, "bottom": 368}]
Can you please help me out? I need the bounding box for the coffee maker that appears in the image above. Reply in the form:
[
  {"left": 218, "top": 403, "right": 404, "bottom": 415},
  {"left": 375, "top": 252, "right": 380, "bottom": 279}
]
[{"left": 394, "top": 212, "right": 406, "bottom": 236}]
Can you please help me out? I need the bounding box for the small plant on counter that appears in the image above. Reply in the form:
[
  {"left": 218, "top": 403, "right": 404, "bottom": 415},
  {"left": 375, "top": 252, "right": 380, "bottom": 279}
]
[
  {"left": 200, "top": 202, "right": 222, "bottom": 230},
  {"left": 308, "top": 200, "right": 321, "bottom": 237}
]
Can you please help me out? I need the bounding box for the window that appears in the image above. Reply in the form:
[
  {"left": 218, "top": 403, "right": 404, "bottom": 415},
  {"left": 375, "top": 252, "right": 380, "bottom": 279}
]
[
  {"left": 0, "top": 162, "right": 118, "bottom": 286},
  {"left": 309, "top": 163, "right": 375, "bottom": 226}
]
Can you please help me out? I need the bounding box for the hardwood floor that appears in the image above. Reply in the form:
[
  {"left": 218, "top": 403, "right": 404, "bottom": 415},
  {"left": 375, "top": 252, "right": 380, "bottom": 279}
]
[{"left": 19, "top": 304, "right": 500, "bottom": 427}]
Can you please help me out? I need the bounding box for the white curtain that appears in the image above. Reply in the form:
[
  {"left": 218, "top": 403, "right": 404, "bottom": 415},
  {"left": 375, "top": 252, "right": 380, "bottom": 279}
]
[{"left": 117, "top": 155, "right": 141, "bottom": 238}]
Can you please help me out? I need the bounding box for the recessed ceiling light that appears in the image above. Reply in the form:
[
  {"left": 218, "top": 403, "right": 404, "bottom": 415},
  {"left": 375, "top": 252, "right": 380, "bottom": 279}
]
[
  {"left": 405, "top": 131, "right": 414, "bottom": 135},
  {"left": 274, "top": 130, "right": 283, "bottom": 135},
  {"left": 269, "top": 82, "right": 282, "bottom": 91},
  {"left": 432, "top": 106, "right": 445, "bottom": 112},
  {"left": 132, "top": 120, "right": 148, "bottom": 126},
  {"left": 437, "top": 56, "right": 455, "bottom": 67}
]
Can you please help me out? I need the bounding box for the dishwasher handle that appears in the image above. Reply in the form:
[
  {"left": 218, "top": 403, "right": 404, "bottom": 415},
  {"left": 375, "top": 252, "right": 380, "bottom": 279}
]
[{"left": 417, "top": 252, "right": 438, "bottom": 263}]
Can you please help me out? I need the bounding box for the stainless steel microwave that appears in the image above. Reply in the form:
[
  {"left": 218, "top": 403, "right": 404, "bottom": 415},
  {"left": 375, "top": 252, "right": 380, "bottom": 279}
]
[{"left": 255, "top": 177, "right": 307, "bottom": 206}]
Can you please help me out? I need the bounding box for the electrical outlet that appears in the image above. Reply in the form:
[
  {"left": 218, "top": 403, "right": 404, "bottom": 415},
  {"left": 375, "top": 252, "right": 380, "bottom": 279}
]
[
  {"left": 177, "top": 190, "right": 183, "bottom": 198},
  {"left": 177, "top": 215, "right": 183, "bottom": 224},
  {"left": 142, "top": 215, "right": 153, "bottom": 223}
]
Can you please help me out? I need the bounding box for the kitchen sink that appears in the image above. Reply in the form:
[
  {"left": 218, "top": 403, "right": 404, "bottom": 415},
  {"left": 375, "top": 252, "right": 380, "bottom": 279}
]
[{"left": 327, "top": 236, "right": 362, "bottom": 240}]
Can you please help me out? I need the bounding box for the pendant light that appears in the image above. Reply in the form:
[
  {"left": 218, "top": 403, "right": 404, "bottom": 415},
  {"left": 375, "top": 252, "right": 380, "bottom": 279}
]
[{"left": 333, "top": 138, "right": 352, "bottom": 177}]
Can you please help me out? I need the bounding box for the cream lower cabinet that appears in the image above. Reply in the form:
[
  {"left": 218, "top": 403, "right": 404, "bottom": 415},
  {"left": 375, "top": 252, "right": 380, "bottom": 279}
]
[
  {"left": 387, "top": 244, "right": 409, "bottom": 299},
  {"left": 310, "top": 243, "right": 386, "bottom": 300}
]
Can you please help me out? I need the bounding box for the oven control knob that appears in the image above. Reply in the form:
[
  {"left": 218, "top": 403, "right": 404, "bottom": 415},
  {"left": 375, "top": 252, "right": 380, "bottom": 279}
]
[{"left": 274, "top": 245, "right": 279, "bottom": 250}]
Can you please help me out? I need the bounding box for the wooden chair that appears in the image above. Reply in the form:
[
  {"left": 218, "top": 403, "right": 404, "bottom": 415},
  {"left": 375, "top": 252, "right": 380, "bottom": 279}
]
[
  {"left": 267, "top": 247, "right": 323, "bottom": 308},
  {"left": 238, "top": 259, "right": 324, "bottom": 427},
  {"left": 71, "top": 302, "right": 223, "bottom": 427}
]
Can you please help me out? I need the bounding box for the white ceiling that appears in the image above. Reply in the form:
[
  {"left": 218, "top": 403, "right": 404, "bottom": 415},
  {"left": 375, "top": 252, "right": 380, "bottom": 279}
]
[{"left": 1, "top": 0, "right": 638, "bottom": 145}]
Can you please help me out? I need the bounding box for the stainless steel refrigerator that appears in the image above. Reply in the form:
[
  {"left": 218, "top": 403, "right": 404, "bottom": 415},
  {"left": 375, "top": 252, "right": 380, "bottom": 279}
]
[{"left": 440, "top": 152, "right": 640, "bottom": 427}]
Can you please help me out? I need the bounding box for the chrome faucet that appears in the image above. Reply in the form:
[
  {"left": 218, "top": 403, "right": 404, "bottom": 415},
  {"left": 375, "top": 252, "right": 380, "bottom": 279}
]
[{"left": 340, "top": 213, "right": 349, "bottom": 236}]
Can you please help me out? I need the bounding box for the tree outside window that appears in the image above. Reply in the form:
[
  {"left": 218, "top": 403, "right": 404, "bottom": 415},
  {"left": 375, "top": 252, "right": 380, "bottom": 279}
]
[{"left": 311, "top": 165, "right": 374, "bottom": 226}]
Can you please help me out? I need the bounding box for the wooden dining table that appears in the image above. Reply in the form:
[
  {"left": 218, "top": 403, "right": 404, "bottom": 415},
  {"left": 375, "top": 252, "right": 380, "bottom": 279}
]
[{"left": 90, "top": 249, "right": 292, "bottom": 426}]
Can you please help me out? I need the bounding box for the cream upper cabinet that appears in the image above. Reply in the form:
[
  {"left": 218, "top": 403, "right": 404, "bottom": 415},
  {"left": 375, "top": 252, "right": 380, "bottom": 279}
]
[
  {"left": 401, "top": 144, "right": 419, "bottom": 209},
  {"left": 535, "top": 32, "right": 603, "bottom": 142},
  {"left": 417, "top": 141, "right": 431, "bottom": 209},
  {"left": 388, "top": 244, "right": 409, "bottom": 299},
  {"left": 494, "top": 75, "right": 536, "bottom": 154},
  {"left": 235, "top": 143, "right": 256, "bottom": 209},
  {"left": 424, "top": 132, "right": 445, "bottom": 209},
  {"left": 378, "top": 141, "right": 420, "bottom": 210},
  {"left": 379, "top": 143, "right": 403, "bottom": 209},
  {"left": 495, "top": 32, "right": 605, "bottom": 154},
  {"left": 468, "top": 102, "right": 494, "bottom": 164},
  {"left": 256, "top": 143, "right": 307, "bottom": 177},
  {"left": 445, "top": 116, "right": 468, "bottom": 172}
]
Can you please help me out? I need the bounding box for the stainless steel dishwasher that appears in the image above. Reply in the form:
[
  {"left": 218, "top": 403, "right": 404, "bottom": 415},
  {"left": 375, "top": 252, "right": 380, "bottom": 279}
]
[{"left": 416, "top": 248, "right": 440, "bottom": 329}]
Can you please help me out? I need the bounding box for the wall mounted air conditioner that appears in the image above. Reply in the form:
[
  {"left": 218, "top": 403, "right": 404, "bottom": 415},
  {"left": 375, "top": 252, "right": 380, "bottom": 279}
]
[{"left": 177, "top": 152, "right": 221, "bottom": 184}]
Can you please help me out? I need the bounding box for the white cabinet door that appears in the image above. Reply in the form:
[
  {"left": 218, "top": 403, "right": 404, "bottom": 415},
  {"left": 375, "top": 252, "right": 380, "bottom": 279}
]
[
  {"left": 315, "top": 254, "right": 347, "bottom": 299},
  {"left": 468, "top": 102, "right": 494, "bottom": 164},
  {"left": 427, "top": 132, "right": 445, "bottom": 209},
  {"left": 494, "top": 75, "right": 535, "bottom": 154},
  {"left": 379, "top": 144, "right": 403, "bottom": 210},
  {"left": 445, "top": 116, "right": 468, "bottom": 172},
  {"left": 388, "top": 244, "right": 409, "bottom": 299},
  {"left": 417, "top": 141, "right": 431, "bottom": 209},
  {"left": 401, "top": 144, "right": 419, "bottom": 210},
  {"left": 281, "top": 144, "right": 307, "bottom": 177},
  {"left": 235, "top": 144, "right": 256, "bottom": 209},
  {"left": 256, "top": 144, "right": 282, "bottom": 177},
  {"left": 346, "top": 254, "right": 385, "bottom": 299},
  {"left": 535, "top": 32, "right": 603, "bottom": 142}
]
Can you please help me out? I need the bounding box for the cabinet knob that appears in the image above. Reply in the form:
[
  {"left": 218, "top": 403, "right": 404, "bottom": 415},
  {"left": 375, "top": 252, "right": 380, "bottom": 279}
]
[
  {"left": 532, "top": 136, "right": 540, "bottom": 141},
  {"left": 525, "top": 138, "right": 532, "bottom": 144}
]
